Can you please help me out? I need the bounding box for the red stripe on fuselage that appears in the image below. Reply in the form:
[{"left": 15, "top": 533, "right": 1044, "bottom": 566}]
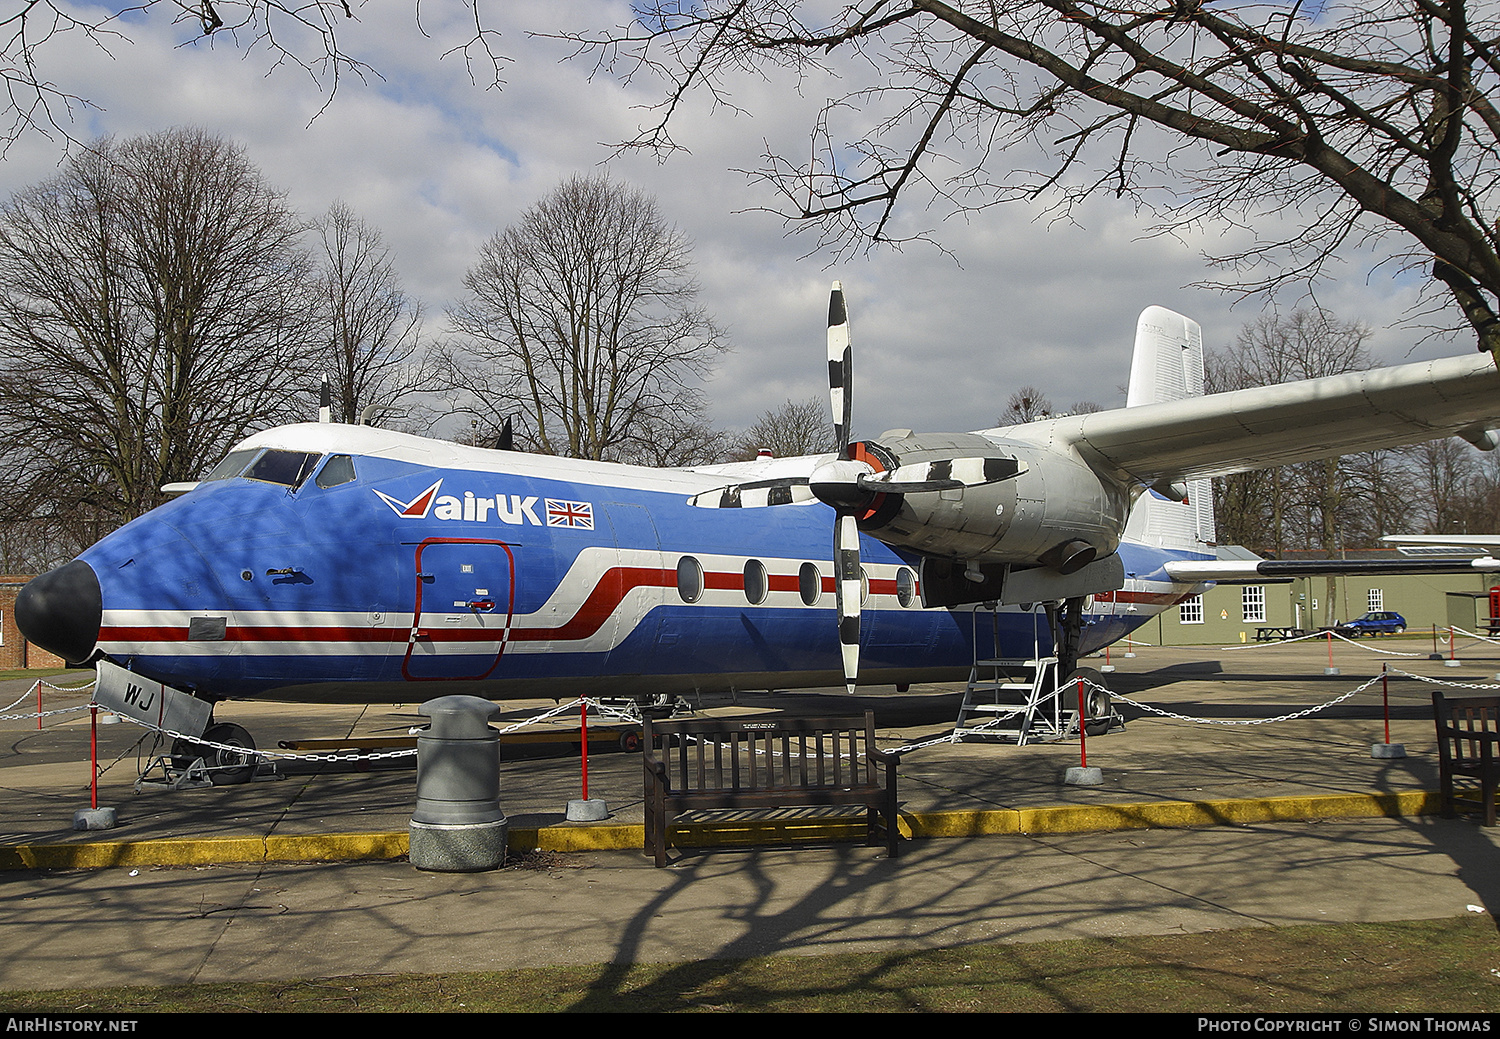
[{"left": 97, "top": 565, "right": 922, "bottom": 649}]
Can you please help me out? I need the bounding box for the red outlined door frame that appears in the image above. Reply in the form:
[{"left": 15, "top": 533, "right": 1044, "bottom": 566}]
[{"left": 402, "top": 537, "right": 517, "bottom": 681}]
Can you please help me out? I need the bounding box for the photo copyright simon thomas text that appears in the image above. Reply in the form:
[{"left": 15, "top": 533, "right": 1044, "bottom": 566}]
[{"left": 1197, "top": 1019, "right": 1493, "bottom": 1033}]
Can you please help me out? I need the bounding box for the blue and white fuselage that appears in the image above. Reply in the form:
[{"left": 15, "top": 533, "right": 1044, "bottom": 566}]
[{"left": 70, "top": 422, "right": 1199, "bottom": 703}]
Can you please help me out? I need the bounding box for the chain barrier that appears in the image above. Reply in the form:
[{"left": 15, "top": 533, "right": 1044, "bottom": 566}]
[
  {"left": 1216, "top": 630, "right": 1420, "bottom": 656},
  {"left": 0, "top": 702, "right": 94, "bottom": 723},
  {"left": 10, "top": 666, "right": 1490, "bottom": 765},
  {"left": 1450, "top": 626, "right": 1500, "bottom": 648},
  {"left": 1, "top": 678, "right": 96, "bottom": 715},
  {"left": 887, "top": 666, "right": 1460, "bottom": 750},
  {"left": 1216, "top": 629, "right": 1330, "bottom": 651},
  {"left": 1113, "top": 674, "right": 1384, "bottom": 725},
  {"left": 7, "top": 689, "right": 643, "bottom": 767},
  {"left": 1386, "top": 668, "right": 1500, "bottom": 692}
]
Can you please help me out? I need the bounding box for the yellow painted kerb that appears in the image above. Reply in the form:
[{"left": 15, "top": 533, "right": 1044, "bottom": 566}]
[{"left": 0, "top": 791, "right": 1447, "bottom": 871}]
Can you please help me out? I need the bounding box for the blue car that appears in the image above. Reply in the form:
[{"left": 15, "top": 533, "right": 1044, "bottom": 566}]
[{"left": 1337, "top": 611, "right": 1407, "bottom": 636}]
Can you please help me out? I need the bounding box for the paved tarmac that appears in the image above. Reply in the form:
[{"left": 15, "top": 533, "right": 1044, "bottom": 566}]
[{"left": 2, "top": 635, "right": 1499, "bottom": 993}]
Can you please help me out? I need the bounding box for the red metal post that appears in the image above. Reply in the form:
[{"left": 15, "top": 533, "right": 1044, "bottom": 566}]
[
  {"left": 1381, "top": 663, "right": 1391, "bottom": 746},
  {"left": 90, "top": 705, "right": 98, "bottom": 810},
  {"left": 580, "top": 699, "right": 589, "bottom": 801},
  {"left": 1076, "top": 675, "right": 1088, "bottom": 768}
]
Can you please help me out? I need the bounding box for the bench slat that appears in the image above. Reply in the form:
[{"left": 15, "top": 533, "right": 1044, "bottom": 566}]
[
  {"left": 643, "top": 711, "right": 901, "bottom": 865},
  {"left": 1432, "top": 691, "right": 1499, "bottom": 827}
]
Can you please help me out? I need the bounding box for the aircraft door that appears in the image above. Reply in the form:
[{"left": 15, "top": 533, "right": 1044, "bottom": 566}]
[{"left": 403, "top": 538, "right": 516, "bottom": 681}]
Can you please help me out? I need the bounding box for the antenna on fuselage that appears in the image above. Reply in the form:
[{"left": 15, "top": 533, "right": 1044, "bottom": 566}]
[
  {"left": 318, "top": 374, "right": 331, "bottom": 424},
  {"left": 495, "top": 416, "right": 514, "bottom": 451}
]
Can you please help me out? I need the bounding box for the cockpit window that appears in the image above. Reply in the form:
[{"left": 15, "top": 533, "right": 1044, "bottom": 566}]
[
  {"left": 244, "top": 449, "right": 323, "bottom": 489},
  {"left": 202, "top": 449, "right": 259, "bottom": 483},
  {"left": 315, "top": 454, "right": 357, "bottom": 489}
]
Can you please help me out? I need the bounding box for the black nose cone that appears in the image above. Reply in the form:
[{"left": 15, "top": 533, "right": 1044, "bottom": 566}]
[{"left": 16, "top": 560, "right": 102, "bottom": 665}]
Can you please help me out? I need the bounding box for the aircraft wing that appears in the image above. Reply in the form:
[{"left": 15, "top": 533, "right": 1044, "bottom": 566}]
[
  {"left": 1002, "top": 353, "right": 1500, "bottom": 487},
  {"left": 1383, "top": 534, "right": 1500, "bottom": 551},
  {"left": 1165, "top": 556, "right": 1500, "bottom": 583}
]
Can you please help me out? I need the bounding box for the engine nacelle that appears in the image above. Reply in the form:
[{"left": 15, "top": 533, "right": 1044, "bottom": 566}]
[{"left": 858, "top": 431, "right": 1131, "bottom": 568}]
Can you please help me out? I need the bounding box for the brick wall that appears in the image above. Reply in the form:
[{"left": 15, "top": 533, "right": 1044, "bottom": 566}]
[{"left": 0, "top": 578, "right": 65, "bottom": 670}]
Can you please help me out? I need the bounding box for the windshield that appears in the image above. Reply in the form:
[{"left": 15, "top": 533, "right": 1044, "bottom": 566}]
[
  {"left": 201, "top": 449, "right": 260, "bottom": 483},
  {"left": 243, "top": 449, "right": 323, "bottom": 489},
  {"left": 315, "top": 454, "right": 357, "bottom": 489}
]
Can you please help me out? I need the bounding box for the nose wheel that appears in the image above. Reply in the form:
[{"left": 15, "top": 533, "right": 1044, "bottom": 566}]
[{"left": 171, "top": 722, "right": 260, "bottom": 785}]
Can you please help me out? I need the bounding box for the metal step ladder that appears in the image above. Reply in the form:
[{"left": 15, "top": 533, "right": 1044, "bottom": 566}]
[{"left": 953, "top": 655, "right": 1069, "bottom": 744}]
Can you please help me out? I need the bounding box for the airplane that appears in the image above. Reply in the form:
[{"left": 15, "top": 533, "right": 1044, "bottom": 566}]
[{"left": 16, "top": 285, "right": 1500, "bottom": 779}]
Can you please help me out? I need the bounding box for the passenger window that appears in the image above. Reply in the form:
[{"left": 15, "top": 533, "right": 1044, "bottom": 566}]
[
  {"left": 244, "top": 450, "right": 323, "bottom": 489},
  {"left": 799, "top": 562, "right": 822, "bottom": 606},
  {"left": 744, "top": 559, "right": 768, "bottom": 605},
  {"left": 315, "top": 454, "right": 357, "bottom": 489},
  {"left": 896, "top": 567, "right": 917, "bottom": 608},
  {"left": 677, "top": 556, "right": 704, "bottom": 604}
]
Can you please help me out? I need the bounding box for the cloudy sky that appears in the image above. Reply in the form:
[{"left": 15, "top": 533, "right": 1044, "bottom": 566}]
[{"left": 1, "top": 2, "right": 1463, "bottom": 440}]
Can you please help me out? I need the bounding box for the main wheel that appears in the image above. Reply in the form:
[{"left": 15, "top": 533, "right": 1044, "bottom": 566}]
[
  {"left": 201, "top": 722, "right": 259, "bottom": 786},
  {"left": 1063, "top": 666, "right": 1113, "bottom": 733}
]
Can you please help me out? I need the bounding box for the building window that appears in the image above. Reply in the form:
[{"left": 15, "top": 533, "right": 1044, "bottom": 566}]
[
  {"left": 1179, "top": 594, "right": 1203, "bottom": 624},
  {"left": 1368, "top": 588, "right": 1384, "bottom": 613},
  {"left": 1242, "top": 586, "right": 1266, "bottom": 623}
]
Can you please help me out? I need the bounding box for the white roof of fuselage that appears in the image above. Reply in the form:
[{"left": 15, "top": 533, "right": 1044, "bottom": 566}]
[{"left": 233, "top": 423, "right": 828, "bottom": 495}]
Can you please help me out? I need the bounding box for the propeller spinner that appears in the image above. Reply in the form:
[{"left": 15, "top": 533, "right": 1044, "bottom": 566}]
[{"left": 690, "top": 282, "right": 1027, "bottom": 694}]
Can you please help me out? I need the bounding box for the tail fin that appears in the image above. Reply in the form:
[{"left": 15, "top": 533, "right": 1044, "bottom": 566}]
[{"left": 1123, "top": 307, "right": 1216, "bottom": 554}]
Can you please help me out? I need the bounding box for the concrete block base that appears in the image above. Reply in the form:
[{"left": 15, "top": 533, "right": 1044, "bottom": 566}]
[
  {"left": 1064, "top": 766, "right": 1104, "bottom": 787},
  {"left": 566, "top": 799, "right": 609, "bottom": 821},
  {"left": 73, "top": 807, "right": 117, "bottom": 830},
  {"left": 1371, "top": 743, "right": 1407, "bottom": 759},
  {"left": 409, "top": 819, "right": 507, "bottom": 872}
]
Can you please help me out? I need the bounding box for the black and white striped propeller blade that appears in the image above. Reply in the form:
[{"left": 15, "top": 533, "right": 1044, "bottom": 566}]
[
  {"left": 686, "top": 282, "right": 1031, "bottom": 696},
  {"left": 825, "top": 282, "right": 864, "bottom": 694},
  {"left": 858, "top": 456, "right": 1028, "bottom": 494}
]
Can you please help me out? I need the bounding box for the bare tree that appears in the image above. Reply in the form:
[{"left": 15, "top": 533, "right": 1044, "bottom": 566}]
[
  {"left": 0, "top": 128, "right": 318, "bottom": 557},
  {"left": 1207, "top": 310, "right": 1374, "bottom": 569},
  {"left": 444, "top": 174, "right": 726, "bottom": 462},
  {"left": 571, "top": 1, "right": 1500, "bottom": 358},
  {"left": 312, "top": 201, "right": 432, "bottom": 426},
  {"left": 619, "top": 410, "right": 733, "bottom": 467},
  {"left": 730, "top": 397, "right": 838, "bottom": 460},
  {"left": 997, "top": 386, "right": 1052, "bottom": 425},
  {"left": 0, "top": 3, "right": 506, "bottom": 154}
]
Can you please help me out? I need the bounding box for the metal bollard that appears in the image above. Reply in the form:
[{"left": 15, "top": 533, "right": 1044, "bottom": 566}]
[{"left": 409, "top": 695, "right": 507, "bottom": 872}]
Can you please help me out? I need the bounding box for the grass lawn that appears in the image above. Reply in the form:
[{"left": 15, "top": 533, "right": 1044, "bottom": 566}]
[{"left": 2, "top": 915, "right": 1497, "bottom": 1013}]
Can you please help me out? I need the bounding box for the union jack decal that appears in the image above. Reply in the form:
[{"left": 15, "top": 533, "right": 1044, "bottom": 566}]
[{"left": 545, "top": 499, "right": 594, "bottom": 529}]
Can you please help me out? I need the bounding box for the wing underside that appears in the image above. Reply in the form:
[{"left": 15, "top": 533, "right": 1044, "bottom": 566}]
[{"left": 1002, "top": 353, "right": 1500, "bottom": 487}]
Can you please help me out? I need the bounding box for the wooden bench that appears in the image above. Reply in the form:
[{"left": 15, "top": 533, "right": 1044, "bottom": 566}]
[
  {"left": 642, "top": 711, "right": 902, "bottom": 866},
  {"left": 1431, "top": 691, "right": 1500, "bottom": 826}
]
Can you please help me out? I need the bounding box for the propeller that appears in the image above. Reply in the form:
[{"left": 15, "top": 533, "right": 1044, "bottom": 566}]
[{"left": 688, "top": 281, "right": 1029, "bottom": 694}]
